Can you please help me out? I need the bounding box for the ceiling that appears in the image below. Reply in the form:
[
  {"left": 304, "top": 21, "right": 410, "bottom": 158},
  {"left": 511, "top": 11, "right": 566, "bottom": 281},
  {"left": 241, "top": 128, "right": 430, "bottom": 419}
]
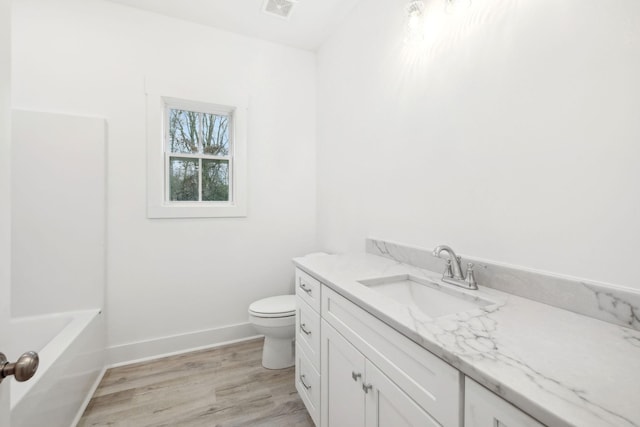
[{"left": 107, "top": 0, "right": 361, "bottom": 51}]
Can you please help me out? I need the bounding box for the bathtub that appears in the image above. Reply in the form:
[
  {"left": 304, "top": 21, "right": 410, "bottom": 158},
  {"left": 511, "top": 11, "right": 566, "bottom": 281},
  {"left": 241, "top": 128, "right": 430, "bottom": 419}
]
[{"left": 9, "top": 309, "right": 105, "bottom": 427}]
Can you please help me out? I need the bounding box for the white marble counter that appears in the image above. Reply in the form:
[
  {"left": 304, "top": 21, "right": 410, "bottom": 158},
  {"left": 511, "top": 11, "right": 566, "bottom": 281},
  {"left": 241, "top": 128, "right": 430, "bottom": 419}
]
[{"left": 293, "top": 252, "right": 640, "bottom": 427}]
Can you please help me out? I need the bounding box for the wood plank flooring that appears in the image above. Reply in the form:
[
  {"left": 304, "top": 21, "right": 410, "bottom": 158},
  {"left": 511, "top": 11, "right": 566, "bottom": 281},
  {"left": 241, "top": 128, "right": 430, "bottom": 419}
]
[{"left": 78, "top": 338, "right": 313, "bottom": 427}]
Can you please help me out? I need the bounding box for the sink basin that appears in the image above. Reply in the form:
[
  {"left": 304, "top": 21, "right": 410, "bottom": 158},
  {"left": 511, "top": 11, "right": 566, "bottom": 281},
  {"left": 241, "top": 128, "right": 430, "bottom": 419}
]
[{"left": 358, "top": 274, "right": 496, "bottom": 319}]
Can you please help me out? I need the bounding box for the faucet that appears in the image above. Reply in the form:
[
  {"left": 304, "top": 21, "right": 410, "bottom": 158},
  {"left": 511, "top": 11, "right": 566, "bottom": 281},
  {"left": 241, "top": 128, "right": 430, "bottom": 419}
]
[{"left": 432, "top": 245, "right": 478, "bottom": 290}]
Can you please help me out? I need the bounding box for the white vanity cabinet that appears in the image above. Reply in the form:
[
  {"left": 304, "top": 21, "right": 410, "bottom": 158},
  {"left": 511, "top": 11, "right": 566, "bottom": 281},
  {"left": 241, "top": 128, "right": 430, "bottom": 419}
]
[
  {"left": 465, "top": 378, "right": 544, "bottom": 427},
  {"left": 320, "top": 283, "right": 461, "bottom": 427},
  {"left": 295, "top": 268, "right": 322, "bottom": 426},
  {"left": 294, "top": 267, "right": 555, "bottom": 427},
  {"left": 322, "top": 318, "right": 440, "bottom": 427},
  {"left": 294, "top": 267, "right": 461, "bottom": 426}
]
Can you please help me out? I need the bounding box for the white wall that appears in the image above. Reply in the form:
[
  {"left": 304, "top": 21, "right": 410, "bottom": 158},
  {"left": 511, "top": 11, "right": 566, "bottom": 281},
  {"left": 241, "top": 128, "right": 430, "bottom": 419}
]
[
  {"left": 1, "top": 0, "right": 12, "bottom": 422},
  {"left": 317, "top": 0, "right": 640, "bottom": 289},
  {"left": 11, "top": 110, "right": 106, "bottom": 317},
  {"left": 12, "top": 0, "right": 317, "bottom": 357}
]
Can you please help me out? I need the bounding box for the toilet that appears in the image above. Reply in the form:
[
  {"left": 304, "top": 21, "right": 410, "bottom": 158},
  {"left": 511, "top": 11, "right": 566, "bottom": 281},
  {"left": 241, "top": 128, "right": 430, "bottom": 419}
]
[{"left": 248, "top": 295, "right": 296, "bottom": 369}]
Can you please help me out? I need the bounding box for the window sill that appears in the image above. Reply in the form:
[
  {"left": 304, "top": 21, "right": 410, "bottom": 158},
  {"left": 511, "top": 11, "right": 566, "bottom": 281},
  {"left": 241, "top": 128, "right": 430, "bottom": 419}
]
[{"left": 147, "top": 202, "right": 246, "bottom": 219}]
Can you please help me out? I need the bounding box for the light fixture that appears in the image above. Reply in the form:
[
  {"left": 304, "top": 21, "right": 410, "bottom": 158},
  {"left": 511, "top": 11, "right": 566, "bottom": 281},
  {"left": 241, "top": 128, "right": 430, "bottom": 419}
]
[
  {"left": 405, "top": 0, "right": 426, "bottom": 44},
  {"left": 263, "top": 0, "right": 300, "bottom": 20}
]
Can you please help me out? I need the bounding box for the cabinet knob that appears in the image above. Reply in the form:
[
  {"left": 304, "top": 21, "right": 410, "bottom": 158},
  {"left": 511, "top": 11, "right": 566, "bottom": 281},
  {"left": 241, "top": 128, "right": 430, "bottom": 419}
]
[
  {"left": 362, "top": 383, "right": 373, "bottom": 393},
  {"left": 351, "top": 371, "right": 362, "bottom": 382}
]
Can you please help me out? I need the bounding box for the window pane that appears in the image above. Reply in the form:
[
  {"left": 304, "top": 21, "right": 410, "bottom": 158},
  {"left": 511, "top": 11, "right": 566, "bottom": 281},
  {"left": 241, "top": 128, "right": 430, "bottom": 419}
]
[
  {"left": 168, "top": 109, "right": 200, "bottom": 154},
  {"left": 202, "top": 113, "right": 230, "bottom": 156},
  {"left": 169, "top": 157, "right": 199, "bottom": 201},
  {"left": 202, "top": 159, "right": 229, "bottom": 201}
]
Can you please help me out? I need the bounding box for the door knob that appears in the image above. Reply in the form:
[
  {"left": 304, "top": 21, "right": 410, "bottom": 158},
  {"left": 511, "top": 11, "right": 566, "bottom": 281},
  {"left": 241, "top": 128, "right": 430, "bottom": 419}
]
[{"left": 0, "top": 351, "right": 39, "bottom": 383}]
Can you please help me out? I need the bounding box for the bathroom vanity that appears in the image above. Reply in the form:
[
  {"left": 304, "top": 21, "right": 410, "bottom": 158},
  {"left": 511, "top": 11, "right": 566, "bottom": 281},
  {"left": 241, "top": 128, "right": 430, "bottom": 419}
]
[{"left": 293, "top": 242, "right": 640, "bottom": 427}]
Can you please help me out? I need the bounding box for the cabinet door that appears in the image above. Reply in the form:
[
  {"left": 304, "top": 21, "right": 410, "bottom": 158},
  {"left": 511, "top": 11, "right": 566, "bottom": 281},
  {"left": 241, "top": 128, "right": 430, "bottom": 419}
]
[
  {"left": 465, "top": 377, "right": 544, "bottom": 427},
  {"left": 321, "top": 320, "right": 366, "bottom": 427},
  {"left": 365, "top": 360, "right": 440, "bottom": 427},
  {"left": 322, "top": 285, "right": 460, "bottom": 426}
]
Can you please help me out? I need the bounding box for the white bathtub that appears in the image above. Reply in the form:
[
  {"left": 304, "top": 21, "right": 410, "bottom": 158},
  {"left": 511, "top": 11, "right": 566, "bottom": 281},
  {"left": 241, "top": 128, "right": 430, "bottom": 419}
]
[{"left": 9, "top": 309, "right": 105, "bottom": 427}]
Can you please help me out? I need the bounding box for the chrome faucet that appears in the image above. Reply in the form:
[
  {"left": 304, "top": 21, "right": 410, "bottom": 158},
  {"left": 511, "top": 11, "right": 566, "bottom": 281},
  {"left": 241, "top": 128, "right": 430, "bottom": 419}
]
[
  {"left": 433, "top": 245, "right": 464, "bottom": 280},
  {"left": 432, "top": 245, "right": 478, "bottom": 290}
]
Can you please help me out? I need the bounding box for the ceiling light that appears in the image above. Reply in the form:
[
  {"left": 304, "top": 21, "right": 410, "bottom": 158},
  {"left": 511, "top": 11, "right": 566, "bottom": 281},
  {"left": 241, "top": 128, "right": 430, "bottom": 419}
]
[
  {"left": 405, "top": 0, "right": 426, "bottom": 44},
  {"left": 263, "top": 0, "right": 299, "bottom": 19}
]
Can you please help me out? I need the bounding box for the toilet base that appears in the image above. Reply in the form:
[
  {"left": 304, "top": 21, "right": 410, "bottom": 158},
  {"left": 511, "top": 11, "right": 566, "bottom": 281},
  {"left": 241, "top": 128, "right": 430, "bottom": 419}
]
[{"left": 262, "top": 336, "right": 294, "bottom": 369}]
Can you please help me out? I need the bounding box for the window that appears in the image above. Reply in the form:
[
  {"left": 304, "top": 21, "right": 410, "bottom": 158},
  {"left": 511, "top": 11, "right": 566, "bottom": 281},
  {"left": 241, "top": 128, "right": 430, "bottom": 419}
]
[
  {"left": 146, "top": 77, "right": 247, "bottom": 218},
  {"left": 165, "top": 102, "right": 232, "bottom": 203}
]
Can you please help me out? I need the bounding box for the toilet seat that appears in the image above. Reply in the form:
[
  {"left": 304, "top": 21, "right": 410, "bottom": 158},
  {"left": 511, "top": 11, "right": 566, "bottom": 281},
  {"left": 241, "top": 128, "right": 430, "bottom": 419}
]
[{"left": 249, "top": 295, "right": 296, "bottom": 318}]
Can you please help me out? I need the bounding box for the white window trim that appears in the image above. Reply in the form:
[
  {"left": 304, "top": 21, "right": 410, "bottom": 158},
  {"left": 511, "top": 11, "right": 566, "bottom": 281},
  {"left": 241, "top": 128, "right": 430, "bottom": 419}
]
[{"left": 146, "top": 76, "right": 247, "bottom": 218}]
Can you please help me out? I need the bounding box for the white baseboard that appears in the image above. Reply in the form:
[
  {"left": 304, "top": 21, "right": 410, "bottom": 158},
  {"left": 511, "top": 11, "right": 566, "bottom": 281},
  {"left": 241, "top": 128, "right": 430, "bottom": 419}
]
[
  {"left": 107, "top": 322, "right": 260, "bottom": 367},
  {"left": 71, "top": 366, "right": 107, "bottom": 427}
]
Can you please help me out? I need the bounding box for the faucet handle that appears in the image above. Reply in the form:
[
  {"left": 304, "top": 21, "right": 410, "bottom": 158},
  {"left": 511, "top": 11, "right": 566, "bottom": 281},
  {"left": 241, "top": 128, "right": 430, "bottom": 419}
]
[
  {"left": 442, "top": 259, "right": 454, "bottom": 279},
  {"left": 466, "top": 263, "right": 478, "bottom": 289}
]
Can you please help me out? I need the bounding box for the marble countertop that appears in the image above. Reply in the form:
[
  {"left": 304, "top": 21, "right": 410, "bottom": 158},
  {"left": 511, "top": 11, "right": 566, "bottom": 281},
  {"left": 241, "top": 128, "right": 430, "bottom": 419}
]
[{"left": 293, "top": 252, "right": 640, "bottom": 427}]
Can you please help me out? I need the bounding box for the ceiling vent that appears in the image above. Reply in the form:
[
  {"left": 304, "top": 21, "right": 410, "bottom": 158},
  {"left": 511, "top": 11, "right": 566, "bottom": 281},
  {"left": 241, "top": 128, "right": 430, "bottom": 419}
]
[{"left": 263, "top": 0, "right": 298, "bottom": 19}]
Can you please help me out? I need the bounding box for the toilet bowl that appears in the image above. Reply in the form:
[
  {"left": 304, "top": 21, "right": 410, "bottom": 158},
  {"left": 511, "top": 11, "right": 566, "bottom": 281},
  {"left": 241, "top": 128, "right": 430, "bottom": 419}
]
[{"left": 248, "top": 295, "right": 296, "bottom": 369}]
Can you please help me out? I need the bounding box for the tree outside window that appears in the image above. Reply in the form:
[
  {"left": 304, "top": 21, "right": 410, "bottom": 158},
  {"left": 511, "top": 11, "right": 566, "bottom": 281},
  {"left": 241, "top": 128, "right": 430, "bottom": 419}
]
[{"left": 166, "top": 106, "right": 232, "bottom": 202}]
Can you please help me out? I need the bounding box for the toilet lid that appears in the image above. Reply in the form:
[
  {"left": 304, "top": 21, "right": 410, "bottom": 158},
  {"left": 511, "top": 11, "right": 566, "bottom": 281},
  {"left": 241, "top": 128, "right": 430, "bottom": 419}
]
[{"left": 249, "top": 295, "right": 296, "bottom": 318}]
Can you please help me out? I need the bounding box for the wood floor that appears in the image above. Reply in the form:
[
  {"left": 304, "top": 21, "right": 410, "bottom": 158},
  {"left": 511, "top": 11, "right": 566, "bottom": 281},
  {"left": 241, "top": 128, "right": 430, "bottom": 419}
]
[{"left": 78, "top": 338, "right": 314, "bottom": 427}]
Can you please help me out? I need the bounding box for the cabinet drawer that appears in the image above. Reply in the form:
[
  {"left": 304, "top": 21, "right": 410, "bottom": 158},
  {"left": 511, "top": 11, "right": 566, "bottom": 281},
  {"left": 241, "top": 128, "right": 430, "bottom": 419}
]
[
  {"left": 296, "top": 296, "right": 321, "bottom": 371},
  {"left": 322, "top": 285, "right": 461, "bottom": 427},
  {"left": 296, "top": 268, "right": 321, "bottom": 313},
  {"left": 296, "top": 343, "right": 320, "bottom": 426}
]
